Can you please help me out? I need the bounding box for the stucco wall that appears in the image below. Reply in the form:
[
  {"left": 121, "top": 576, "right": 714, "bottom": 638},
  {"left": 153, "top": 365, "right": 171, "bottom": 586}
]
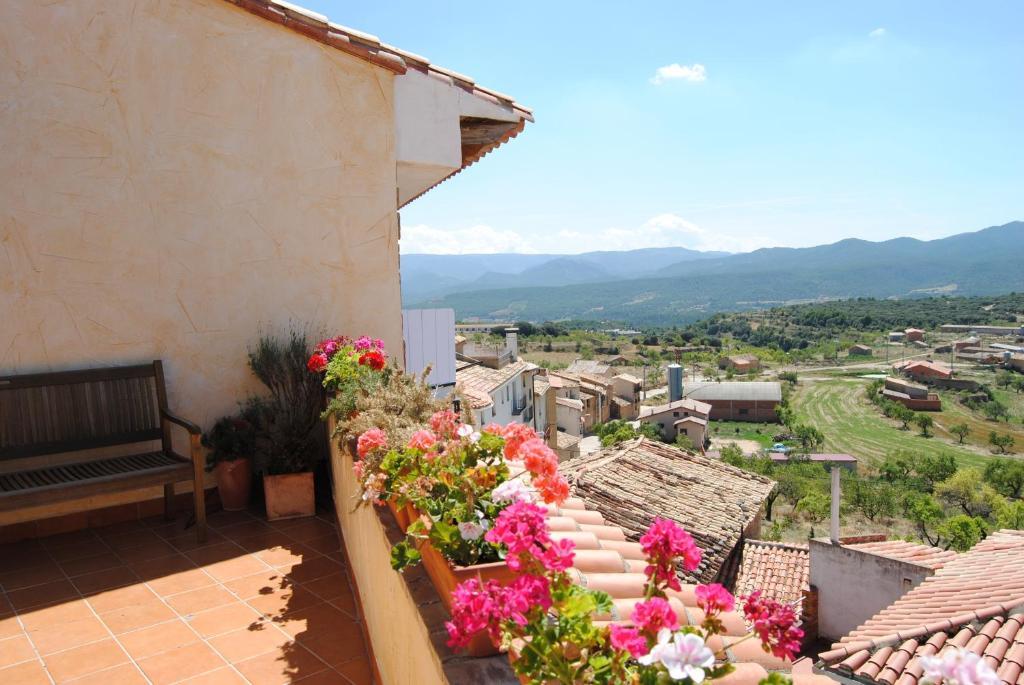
[
  {"left": 0, "top": 0, "right": 403, "bottom": 429},
  {"left": 809, "top": 539, "right": 934, "bottom": 640}
]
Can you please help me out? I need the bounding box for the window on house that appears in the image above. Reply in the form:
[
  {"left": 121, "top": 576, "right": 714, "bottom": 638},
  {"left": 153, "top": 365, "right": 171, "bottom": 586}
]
[
  {"left": 738, "top": 408, "right": 749, "bottom": 415},
  {"left": 673, "top": 411, "right": 679, "bottom": 418}
]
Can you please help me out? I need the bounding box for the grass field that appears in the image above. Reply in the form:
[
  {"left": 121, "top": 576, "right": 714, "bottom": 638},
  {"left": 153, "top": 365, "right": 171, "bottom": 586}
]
[
  {"left": 707, "top": 421, "right": 778, "bottom": 449},
  {"left": 933, "top": 389, "right": 1024, "bottom": 452},
  {"left": 790, "top": 378, "right": 991, "bottom": 469}
]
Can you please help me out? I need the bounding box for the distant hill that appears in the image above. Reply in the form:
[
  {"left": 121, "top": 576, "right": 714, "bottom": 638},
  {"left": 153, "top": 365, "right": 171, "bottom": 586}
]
[
  {"left": 410, "top": 222, "right": 1024, "bottom": 325},
  {"left": 400, "top": 246, "right": 726, "bottom": 302}
]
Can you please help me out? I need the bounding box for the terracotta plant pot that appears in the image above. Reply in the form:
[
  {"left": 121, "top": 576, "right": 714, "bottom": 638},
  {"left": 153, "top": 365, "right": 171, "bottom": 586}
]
[
  {"left": 419, "top": 536, "right": 516, "bottom": 657},
  {"left": 213, "top": 458, "right": 252, "bottom": 511},
  {"left": 387, "top": 499, "right": 411, "bottom": 531},
  {"left": 264, "top": 472, "right": 315, "bottom": 520}
]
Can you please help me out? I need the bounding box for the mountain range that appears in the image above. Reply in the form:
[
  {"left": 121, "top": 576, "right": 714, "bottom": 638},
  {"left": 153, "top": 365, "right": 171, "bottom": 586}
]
[{"left": 404, "top": 221, "right": 1024, "bottom": 326}]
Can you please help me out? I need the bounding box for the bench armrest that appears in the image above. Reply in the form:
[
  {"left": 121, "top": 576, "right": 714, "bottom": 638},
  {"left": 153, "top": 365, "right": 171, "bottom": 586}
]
[{"left": 161, "top": 410, "right": 202, "bottom": 436}]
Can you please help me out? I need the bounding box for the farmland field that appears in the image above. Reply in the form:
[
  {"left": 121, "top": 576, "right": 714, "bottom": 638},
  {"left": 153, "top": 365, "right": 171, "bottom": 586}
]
[{"left": 790, "top": 378, "right": 991, "bottom": 469}]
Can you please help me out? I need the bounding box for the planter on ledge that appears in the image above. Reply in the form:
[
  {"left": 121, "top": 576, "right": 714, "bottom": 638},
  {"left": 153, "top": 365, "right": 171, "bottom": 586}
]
[
  {"left": 386, "top": 499, "right": 412, "bottom": 531},
  {"left": 264, "top": 471, "right": 315, "bottom": 520},
  {"left": 418, "top": 533, "right": 516, "bottom": 657}
]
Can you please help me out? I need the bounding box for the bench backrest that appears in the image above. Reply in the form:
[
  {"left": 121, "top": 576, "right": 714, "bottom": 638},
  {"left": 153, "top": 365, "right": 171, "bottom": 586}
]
[{"left": 0, "top": 361, "right": 170, "bottom": 461}]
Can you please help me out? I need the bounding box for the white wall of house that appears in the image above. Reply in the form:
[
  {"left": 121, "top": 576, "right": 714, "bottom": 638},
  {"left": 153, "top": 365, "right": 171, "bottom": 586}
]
[{"left": 482, "top": 370, "right": 535, "bottom": 426}]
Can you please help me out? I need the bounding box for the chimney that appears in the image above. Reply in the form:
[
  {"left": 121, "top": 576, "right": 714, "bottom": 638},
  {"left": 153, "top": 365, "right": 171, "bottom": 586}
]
[
  {"left": 667, "top": 363, "right": 683, "bottom": 402},
  {"left": 545, "top": 386, "right": 558, "bottom": 452},
  {"left": 830, "top": 465, "right": 841, "bottom": 544},
  {"left": 505, "top": 327, "right": 519, "bottom": 359}
]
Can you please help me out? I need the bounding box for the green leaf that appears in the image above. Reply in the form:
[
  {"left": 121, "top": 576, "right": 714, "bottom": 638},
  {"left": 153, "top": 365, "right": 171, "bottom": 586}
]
[{"left": 389, "top": 541, "right": 421, "bottom": 571}]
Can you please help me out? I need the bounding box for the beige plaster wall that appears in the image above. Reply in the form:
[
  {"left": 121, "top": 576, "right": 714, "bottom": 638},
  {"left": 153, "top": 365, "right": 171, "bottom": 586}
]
[
  {"left": 0, "top": 0, "right": 403, "bottom": 428},
  {"left": 329, "top": 423, "right": 447, "bottom": 684}
]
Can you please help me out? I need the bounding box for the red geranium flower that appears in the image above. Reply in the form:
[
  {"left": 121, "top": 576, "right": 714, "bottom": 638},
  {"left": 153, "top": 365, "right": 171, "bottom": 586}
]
[
  {"left": 358, "top": 350, "right": 386, "bottom": 371},
  {"left": 307, "top": 351, "right": 328, "bottom": 373}
]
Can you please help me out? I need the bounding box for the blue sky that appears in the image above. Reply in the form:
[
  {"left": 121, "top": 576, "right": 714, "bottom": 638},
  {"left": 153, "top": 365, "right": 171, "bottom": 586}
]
[{"left": 309, "top": 1, "right": 1024, "bottom": 254}]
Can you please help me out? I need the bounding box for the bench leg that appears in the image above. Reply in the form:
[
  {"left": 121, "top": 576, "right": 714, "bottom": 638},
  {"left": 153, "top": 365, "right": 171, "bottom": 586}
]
[
  {"left": 163, "top": 484, "right": 176, "bottom": 522},
  {"left": 192, "top": 461, "right": 207, "bottom": 544}
]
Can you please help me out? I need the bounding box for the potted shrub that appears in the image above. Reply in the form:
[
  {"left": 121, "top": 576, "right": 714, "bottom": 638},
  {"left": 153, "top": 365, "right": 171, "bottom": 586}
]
[
  {"left": 355, "top": 415, "right": 570, "bottom": 655},
  {"left": 201, "top": 407, "right": 258, "bottom": 511},
  {"left": 248, "top": 330, "right": 325, "bottom": 520}
]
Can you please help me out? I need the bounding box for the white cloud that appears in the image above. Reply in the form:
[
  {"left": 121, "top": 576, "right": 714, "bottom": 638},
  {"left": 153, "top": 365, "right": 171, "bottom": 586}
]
[
  {"left": 400, "top": 223, "right": 537, "bottom": 254},
  {"left": 650, "top": 63, "right": 707, "bottom": 85},
  {"left": 556, "top": 214, "right": 772, "bottom": 253},
  {"left": 869, "top": 27, "right": 886, "bottom": 38}
]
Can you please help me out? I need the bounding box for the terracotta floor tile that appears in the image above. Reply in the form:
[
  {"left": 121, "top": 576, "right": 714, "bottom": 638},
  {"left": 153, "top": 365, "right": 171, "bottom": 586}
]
[
  {"left": 72, "top": 566, "right": 139, "bottom": 595},
  {"left": 335, "top": 657, "right": 374, "bottom": 685},
  {"left": 59, "top": 552, "right": 124, "bottom": 578},
  {"left": 113, "top": 539, "right": 178, "bottom": 564},
  {"left": 94, "top": 519, "right": 149, "bottom": 539},
  {"left": 128, "top": 552, "right": 195, "bottom": 581},
  {"left": 234, "top": 644, "right": 330, "bottom": 685},
  {"left": 44, "top": 637, "right": 129, "bottom": 683},
  {"left": 165, "top": 529, "right": 226, "bottom": 553},
  {"left": 296, "top": 668, "right": 348, "bottom": 684},
  {"left": 274, "top": 602, "right": 354, "bottom": 639},
  {"left": 208, "top": 624, "right": 295, "bottom": 662},
  {"left": 60, "top": 662, "right": 149, "bottom": 685},
  {"left": 28, "top": 614, "right": 108, "bottom": 655},
  {"left": 185, "top": 542, "right": 248, "bottom": 568},
  {"left": 47, "top": 540, "right": 109, "bottom": 564},
  {"left": 296, "top": 623, "right": 367, "bottom": 668},
  {"left": 136, "top": 640, "right": 227, "bottom": 685},
  {"left": 87, "top": 584, "right": 158, "bottom": 614},
  {"left": 41, "top": 531, "right": 100, "bottom": 553},
  {"left": 215, "top": 519, "right": 273, "bottom": 539},
  {"left": 117, "top": 619, "right": 197, "bottom": 660},
  {"left": 283, "top": 556, "right": 344, "bottom": 584},
  {"left": 17, "top": 599, "right": 93, "bottom": 630},
  {"left": 0, "top": 659, "right": 50, "bottom": 685},
  {"left": 102, "top": 529, "right": 164, "bottom": 551},
  {"left": 0, "top": 614, "right": 22, "bottom": 640},
  {"left": 6, "top": 579, "right": 78, "bottom": 611},
  {"left": 177, "top": 666, "right": 249, "bottom": 684},
  {"left": 222, "top": 570, "right": 292, "bottom": 600},
  {"left": 0, "top": 634, "right": 35, "bottom": 668},
  {"left": 248, "top": 586, "right": 322, "bottom": 620},
  {"left": 165, "top": 584, "right": 237, "bottom": 616},
  {"left": 202, "top": 554, "right": 269, "bottom": 583},
  {"left": 236, "top": 530, "right": 297, "bottom": 553},
  {"left": 302, "top": 534, "right": 342, "bottom": 556},
  {"left": 207, "top": 511, "right": 259, "bottom": 529},
  {"left": 185, "top": 602, "right": 264, "bottom": 638},
  {"left": 99, "top": 599, "right": 177, "bottom": 634},
  {"left": 280, "top": 519, "right": 337, "bottom": 544},
  {"left": 299, "top": 572, "right": 351, "bottom": 602},
  {"left": 0, "top": 562, "right": 67, "bottom": 591}
]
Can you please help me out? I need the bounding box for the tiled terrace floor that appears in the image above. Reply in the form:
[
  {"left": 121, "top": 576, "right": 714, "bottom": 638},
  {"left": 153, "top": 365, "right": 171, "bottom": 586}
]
[{"left": 0, "top": 509, "right": 373, "bottom": 684}]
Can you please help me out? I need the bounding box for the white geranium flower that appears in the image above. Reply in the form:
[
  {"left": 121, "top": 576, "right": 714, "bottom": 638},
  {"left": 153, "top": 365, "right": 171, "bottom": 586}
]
[
  {"left": 920, "top": 648, "right": 1001, "bottom": 685},
  {"left": 490, "top": 479, "right": 534, "bottom": 504},
  {"left": 457, "top": 424, "right": 474, "bottom": 438},
  {"left": 638, "top": 629, "right": 714, "bottom": 683},
  {"left": 470, "top": 431, "right": 482, "bottom": 443},
  {"left": 457, "top": 521, "right": 485, "bottom": 541}
]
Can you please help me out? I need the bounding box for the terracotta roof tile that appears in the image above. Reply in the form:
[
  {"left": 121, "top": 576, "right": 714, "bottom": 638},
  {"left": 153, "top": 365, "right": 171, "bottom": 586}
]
[
  {"left": 818, "top": 531, "right": 1024, "bottom": 685},
  {"left": 735, "top": 540, "right": 809, "bottom": 609},
  {"left": 456, "top": 359, "right": 535, "bottom": 396},
  {"left": 559, "top": 438, "right": 776, "bottom": 584},
  {"left": 847, "top": 540, "right": 959, "bottom": 571}
]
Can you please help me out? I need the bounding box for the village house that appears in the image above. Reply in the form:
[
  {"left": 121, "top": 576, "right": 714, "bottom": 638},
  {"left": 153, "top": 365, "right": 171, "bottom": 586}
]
[
  {"left": 638, "top": 397, "right": 713, "bottom": 448},
  {"left": 940, "top": 324, "right": 1024, "bottom": 336},
  {"left": 888, "top": 331, "right": 907, "bottom": 343},
  {"left": 815, "top": 530, "right": 1024, "bottom": 683},
  {"left": 847, "top": 344, "right": 873, "bottom": 357},
  {"left": 903, "top": 327, "right": 926, "bottom": 342},
  {"left": 560, "top": 438, "right": 776, "bottom": 584},
  {"left": 682, "top": 381, "right": 783, "bottom": 422},
  {"left": 719, "top": 353, "right": 761, "bottom": 373},
  {"left": 566, "top": 359, "right": 613, "bottom": 378},
  {"left": 882, "top": 376, "right": 942, "bottom": 411},
  {"left": 610, "top": 373, "right": 643, "bottom": 420},
  {"left": 893, "top": 359, "right": 953, "bottom": 382}
]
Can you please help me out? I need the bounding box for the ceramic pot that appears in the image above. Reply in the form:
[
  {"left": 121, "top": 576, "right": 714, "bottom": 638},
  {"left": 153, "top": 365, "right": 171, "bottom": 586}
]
[
  {"left": 419, "top": 533, "right": 515, "bottom": 657},
  {"left": 264, "top": 472, "right": 315, "bottom": 520},
  {"left": 386, "top": 499, "right": 411, "bottom": 531},
  {"left": 213, "top": 458, "right": 252, "bottom": 511}
]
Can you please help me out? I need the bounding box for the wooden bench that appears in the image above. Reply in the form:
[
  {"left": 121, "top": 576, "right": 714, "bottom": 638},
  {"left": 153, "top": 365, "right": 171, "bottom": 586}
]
[{"left": 0, "top": 361, "right": 206, "bottom": 541}]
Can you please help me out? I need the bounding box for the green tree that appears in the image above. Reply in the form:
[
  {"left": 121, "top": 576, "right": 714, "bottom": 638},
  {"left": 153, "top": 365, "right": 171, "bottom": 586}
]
[
  {"left": 994, "top": 500, "right": 1024, "bottom": 529},
  {"left": 797, "top": 492, "right": 831, "bottom": 524},
  {"left": 989, "top": 432, "right": 1015, "bottom": 454},
  {"left": 793, "top": 424, "right": 824, "bottom": 451},
  {"left": 637, "top": 422, "right": 661, "bottom": 441},
  {"left": 983, "top": 401, "right": 1011, "bottom": 422},
  {"left": 849, "top": 480, "right": 898, "bottom": 521},
  {"left": 949, "top": 423, "right": 970, "bottom": 444},
  {"left": 719, "top": 443, "right": 745, "bottom": 467},
  {"left": 915, "top": 453, "right": 957, "bottom": 491},
  {"left": 1012, "top": 376, "right": 1024, "bottom": 394},
  {"left": 984, "top": 458, "right": 1024, "bottom": 498},
  {"left": 879, "top": 451, "right": 916, "bottom": 482},
  {"left": 905, "top": 491, "right": 944, "bottom": 546},
  {"left": 894, "top": 405, "right": 915, "bottom": 430},
  {"left": 935, "top": 469, "right": 1005, "bottom": 517},
  {"left": 996, "top": 371, "right": 1015, "bottom": 389},
  {"left": 913, "top": 413, "right": 934, "bottom": 437},
  {"left": 674, "top": 434, "right": 696, "bottom": 451},
  {"left": 937, "top": 515, "right": 987, "bottom": 552}
]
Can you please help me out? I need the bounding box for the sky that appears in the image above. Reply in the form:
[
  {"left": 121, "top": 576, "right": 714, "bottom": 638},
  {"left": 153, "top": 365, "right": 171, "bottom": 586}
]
[{"left": 308, "top": 1, "right": 1024, "bottom": 255}]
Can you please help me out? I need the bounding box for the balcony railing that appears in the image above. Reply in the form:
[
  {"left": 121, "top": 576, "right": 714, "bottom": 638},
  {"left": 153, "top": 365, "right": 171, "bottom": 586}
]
[{"left": 512, "top": 397, "right": 526, "bottom": 415}]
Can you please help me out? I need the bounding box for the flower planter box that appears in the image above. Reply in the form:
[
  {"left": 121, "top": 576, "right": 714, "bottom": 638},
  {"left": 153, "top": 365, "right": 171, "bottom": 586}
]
[
  {"left": 264, "top": 472, "right": 315, "bottom": 520},
  {"left": 418, "top": 533, "right": 515, "bottom": 657},
  {"left": 386, "top": 499, "right": 411, "bottom": 531},
  {"left": 213, "top": 458, "right": 252, "bottom": 511}
]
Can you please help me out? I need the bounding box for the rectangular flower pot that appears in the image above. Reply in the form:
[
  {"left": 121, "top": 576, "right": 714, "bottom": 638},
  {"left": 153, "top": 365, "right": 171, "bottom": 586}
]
[
  {"left": 264, "top": 472, "right": 315, "bottom": 521},
  {"left": 386, "top": 498, "right": 411, "bottom": 531},
  {"left": 418, "top": 535, "right": 516, "bottom": 657}
]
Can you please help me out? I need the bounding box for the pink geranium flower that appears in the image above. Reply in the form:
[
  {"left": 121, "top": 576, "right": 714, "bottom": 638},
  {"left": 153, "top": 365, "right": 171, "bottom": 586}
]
[
  {"left": 356, "top": 428, "right": 387, "bottom": 459},
  {"left": 632, "top": 597, "right": 679, "bottom": 635},
  {"left": 610, "top": 625, "right": 649, "bottom": 659},
  {"left": 920, "top": 648, "right": 1001, "bottom": 685},
  {"left": 695, "top": 583, "right": 735, "bottom": 616},
  {"left": 429, "top": 410, "right": 460, "bottom": 438},
  {"left": 407, "top": 430, "right": 437, "bottom": 452},
  {"left": 742, "top": 591, "right": 803, "bottom": 661},
  {"left": 639, "top": 518, "right": 702, "bottom": 591}
]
